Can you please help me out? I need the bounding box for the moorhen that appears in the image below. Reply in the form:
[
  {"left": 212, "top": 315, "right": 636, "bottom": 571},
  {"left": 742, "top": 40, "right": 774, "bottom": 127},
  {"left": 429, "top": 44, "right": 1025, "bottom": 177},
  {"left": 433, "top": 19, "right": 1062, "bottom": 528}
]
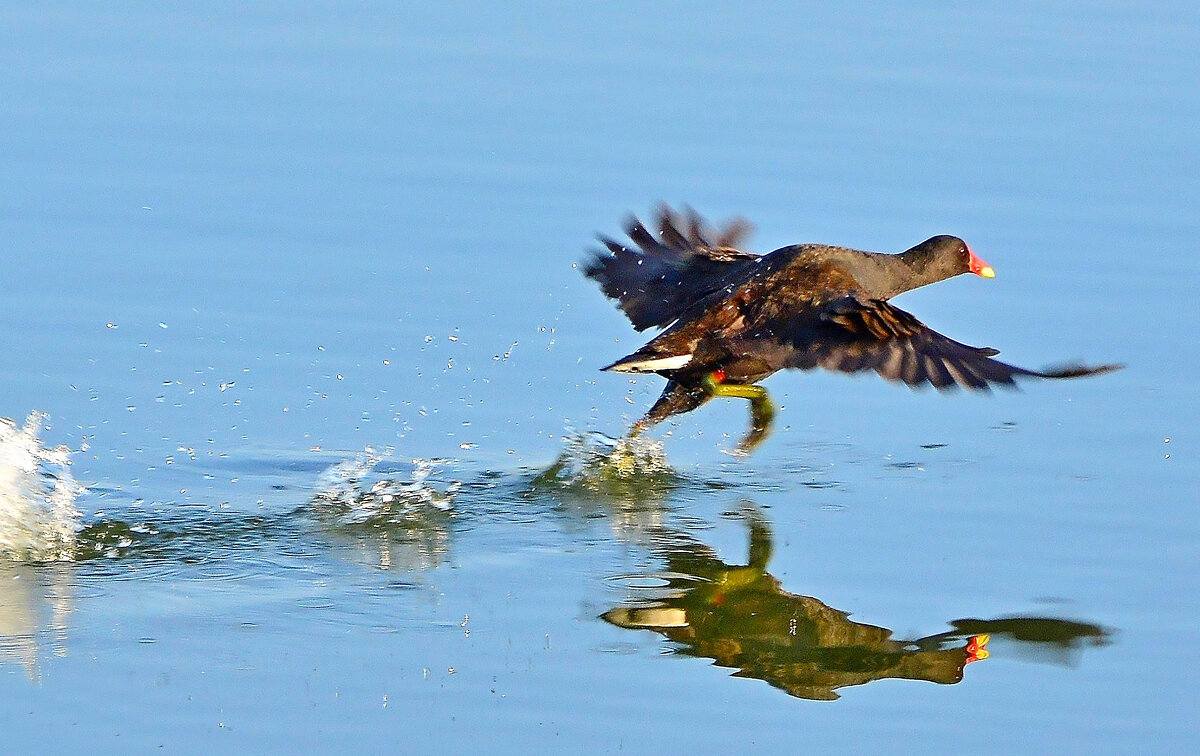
[{"left": 585, "top": 205, "right": 1121, "bottom": 452}]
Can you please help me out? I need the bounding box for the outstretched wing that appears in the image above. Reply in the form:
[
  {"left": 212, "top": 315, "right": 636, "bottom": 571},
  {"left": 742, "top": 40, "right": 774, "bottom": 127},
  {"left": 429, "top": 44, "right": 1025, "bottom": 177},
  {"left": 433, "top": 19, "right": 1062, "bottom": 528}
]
[
  {"left": 773, "top": 296, "right": 1121, "bottom": 391},
  {"left": 585, "top": 205, "right": 760, "bottom": 331}
]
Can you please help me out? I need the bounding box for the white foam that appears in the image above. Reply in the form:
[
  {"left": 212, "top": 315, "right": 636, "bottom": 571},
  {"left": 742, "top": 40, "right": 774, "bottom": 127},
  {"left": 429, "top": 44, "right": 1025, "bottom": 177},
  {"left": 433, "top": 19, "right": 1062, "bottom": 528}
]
[
  {"left": 541, "top": 431, "right": 674, "bottom": 487},
  {"left": 312, "top": 448, "right": 458, "bottom": 522},
  {"left": 0, "top": 413, "right": 83, "bottom": 562}
]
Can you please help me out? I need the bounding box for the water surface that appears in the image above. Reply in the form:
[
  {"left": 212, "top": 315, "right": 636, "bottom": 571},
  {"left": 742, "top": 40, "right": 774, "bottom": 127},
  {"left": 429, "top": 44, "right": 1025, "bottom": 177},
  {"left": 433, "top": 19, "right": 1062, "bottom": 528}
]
[{"left": 1, "top": 2, "right": 1197, "bottom": 752}]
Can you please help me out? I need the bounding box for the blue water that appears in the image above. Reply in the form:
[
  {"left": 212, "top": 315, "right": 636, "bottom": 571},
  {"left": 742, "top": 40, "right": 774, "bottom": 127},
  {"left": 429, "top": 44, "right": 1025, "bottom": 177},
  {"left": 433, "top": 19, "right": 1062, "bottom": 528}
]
[{"left": 1, "top": 2, "right": 1197, "bottom": 752}]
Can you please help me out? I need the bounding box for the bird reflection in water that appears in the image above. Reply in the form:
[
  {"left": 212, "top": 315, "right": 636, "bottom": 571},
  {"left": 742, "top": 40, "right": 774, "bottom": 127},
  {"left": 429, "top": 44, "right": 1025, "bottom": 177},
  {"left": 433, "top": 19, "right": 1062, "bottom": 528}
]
[{"left": 603, "top": 507, "right": 1111, "bottom": 700}]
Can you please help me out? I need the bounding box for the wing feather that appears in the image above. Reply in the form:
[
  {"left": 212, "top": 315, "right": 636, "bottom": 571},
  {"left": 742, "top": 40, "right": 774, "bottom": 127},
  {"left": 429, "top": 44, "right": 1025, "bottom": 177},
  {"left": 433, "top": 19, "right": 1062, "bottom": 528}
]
[
  {"left": 772, "top": 296, "right": 1119, "bottom": 391},
  {"left": 584, "top": 205, "right": 759, "bottom": 331}
]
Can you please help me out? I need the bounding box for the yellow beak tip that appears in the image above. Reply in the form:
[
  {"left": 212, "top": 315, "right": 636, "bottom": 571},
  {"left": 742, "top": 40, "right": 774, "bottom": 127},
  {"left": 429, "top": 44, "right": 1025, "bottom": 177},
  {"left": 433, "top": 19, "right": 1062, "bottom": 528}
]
[{"left": 979, "top": 266, "right": 996, "bottom": 278}]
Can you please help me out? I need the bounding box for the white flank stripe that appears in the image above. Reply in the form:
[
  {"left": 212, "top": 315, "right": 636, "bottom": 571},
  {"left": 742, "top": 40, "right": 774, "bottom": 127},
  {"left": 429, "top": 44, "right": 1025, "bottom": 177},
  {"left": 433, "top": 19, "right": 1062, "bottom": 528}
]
[{"left": 608, "top": 354, "right": 693, "bottom": 372}]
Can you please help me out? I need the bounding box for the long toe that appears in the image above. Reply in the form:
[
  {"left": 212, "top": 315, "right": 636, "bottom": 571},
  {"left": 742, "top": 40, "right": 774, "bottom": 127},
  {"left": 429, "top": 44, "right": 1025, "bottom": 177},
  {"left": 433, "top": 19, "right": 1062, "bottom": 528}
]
[{"left": 734, "top": 395, "right": 776, "bottom": 455}]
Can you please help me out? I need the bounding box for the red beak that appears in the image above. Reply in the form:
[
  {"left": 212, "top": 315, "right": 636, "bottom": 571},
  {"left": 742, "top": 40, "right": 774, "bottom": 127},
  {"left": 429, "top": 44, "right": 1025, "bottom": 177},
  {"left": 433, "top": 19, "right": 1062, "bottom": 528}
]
[{"left": 967, "top": 245, "right": 995, "bottom": 278}]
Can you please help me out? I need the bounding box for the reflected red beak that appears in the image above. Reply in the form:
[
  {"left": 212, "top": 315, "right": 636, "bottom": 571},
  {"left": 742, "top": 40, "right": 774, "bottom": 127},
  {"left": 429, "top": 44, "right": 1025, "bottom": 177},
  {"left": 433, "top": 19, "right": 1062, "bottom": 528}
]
[
  {"left": 964, "top": 634, "right": 991, "bottom": 664},
  {"left": 967, "top": 245, "right": 995, "bottom": 278}
]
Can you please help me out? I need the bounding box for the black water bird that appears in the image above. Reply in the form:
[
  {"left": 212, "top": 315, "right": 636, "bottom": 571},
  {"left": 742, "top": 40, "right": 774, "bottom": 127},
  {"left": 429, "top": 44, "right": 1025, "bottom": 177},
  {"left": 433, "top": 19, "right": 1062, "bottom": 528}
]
[{"left": 584, "top": 206, "right": 1121, "bottom": 451}]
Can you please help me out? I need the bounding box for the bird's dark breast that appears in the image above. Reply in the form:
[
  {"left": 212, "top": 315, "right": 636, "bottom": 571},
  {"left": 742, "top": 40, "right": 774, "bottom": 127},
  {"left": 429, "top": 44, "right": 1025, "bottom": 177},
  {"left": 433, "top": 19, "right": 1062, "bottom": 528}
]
[
  {"left": 656, "top": 350, "right": 776, "bottom": 387},
  {"left": 661, "top": 322, "right": 806, "bottom": 386},
  {"left": 716, "top": 355, "right": 778, "bottom": 385},
  {"left": 653, "top": 256, "right": 865, "bottom": 386}
]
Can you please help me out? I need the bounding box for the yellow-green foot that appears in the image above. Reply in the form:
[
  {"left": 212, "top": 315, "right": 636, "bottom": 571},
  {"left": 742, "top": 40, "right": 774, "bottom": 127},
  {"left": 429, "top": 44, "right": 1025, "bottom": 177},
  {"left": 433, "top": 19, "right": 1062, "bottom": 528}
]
[{"left": 702, "top": 370, "right": 777, "bottom": 454}]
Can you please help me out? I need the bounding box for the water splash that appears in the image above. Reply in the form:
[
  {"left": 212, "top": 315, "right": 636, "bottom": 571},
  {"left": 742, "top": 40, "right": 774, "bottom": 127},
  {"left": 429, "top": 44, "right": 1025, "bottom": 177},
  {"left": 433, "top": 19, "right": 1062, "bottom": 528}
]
[
  {"left": 535, "top": 431, "right": 674, "bottom": 491},
  {"left": 311, "top": 448, "right": 458, "bottom": 523},
  {"left": 0, "top": 413, "right": 83, "bottom": 561},
  {"left": 309, "top": 449, "right": 457, "bottom": 571}
]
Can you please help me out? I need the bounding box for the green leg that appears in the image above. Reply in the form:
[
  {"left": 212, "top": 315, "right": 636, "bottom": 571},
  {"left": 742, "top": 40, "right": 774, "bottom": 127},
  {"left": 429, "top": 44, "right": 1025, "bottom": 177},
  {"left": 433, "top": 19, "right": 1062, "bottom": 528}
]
[
  {"left": 701, "top": 373, "right": 776, "bottom": 454},
  {"left": 629, "top": 381, "right": 712, "bottom": 439}
]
